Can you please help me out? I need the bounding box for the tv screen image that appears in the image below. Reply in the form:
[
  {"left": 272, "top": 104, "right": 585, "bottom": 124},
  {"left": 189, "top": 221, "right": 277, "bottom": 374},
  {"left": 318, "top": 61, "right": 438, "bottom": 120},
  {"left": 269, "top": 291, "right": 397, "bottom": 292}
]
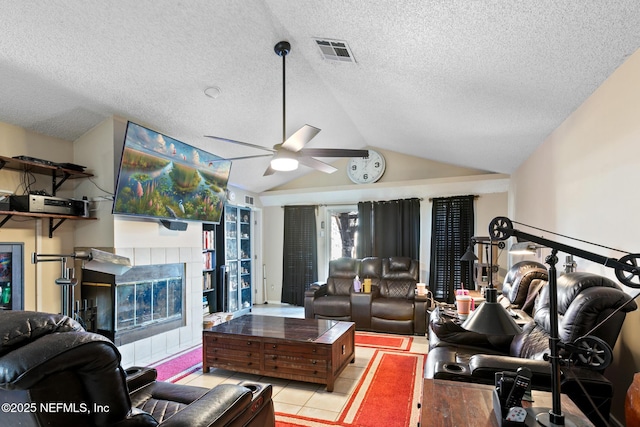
[{"left": 113, "top": 122, "right": 231, "bottom": 224}]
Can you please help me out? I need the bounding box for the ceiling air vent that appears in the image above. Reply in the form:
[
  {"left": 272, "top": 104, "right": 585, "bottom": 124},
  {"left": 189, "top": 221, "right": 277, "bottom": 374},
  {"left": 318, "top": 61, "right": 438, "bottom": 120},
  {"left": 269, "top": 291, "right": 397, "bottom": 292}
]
[
  {"left": 244, "top": 195, "right": 254, "bottom": 206},
  {"left": 314, "top": 39, "right": 356, "bottom": 63}
]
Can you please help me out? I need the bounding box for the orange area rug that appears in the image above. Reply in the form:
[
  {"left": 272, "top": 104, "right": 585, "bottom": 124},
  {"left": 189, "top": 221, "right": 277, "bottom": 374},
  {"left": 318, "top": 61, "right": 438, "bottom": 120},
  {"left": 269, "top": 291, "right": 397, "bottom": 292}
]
[
  {"left": 275, "top": 349, "right": 424, "bottom": 427},
  {"left": 354, "top": 332, "right": 413, "bottom": 351}
]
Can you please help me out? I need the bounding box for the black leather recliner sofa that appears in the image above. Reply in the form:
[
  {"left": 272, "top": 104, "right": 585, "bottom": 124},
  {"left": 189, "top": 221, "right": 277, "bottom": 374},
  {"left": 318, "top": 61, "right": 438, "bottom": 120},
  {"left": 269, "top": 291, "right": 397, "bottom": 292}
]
[
  {"left": 304, "top": 256, "right": 428, "bottom": 335},
  {"left": 425, "top": 272, "right": 637, "bottom": 426},
  {"left": 0, "top": 310, "right": 275, "bottom": 427}
]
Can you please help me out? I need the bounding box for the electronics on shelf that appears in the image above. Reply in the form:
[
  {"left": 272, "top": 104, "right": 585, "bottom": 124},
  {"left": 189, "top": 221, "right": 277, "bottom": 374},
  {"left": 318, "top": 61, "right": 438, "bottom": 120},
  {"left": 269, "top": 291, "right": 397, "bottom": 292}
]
[{"left": 10, "top": 194, "right": 89, "bottom": 217}]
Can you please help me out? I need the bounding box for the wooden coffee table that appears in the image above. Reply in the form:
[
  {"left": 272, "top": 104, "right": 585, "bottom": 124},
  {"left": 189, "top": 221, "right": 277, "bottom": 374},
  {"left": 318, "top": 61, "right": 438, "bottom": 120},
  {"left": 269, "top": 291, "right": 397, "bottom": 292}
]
[{"left": 202, "top": 314, "right": 355, "bottom": 391}]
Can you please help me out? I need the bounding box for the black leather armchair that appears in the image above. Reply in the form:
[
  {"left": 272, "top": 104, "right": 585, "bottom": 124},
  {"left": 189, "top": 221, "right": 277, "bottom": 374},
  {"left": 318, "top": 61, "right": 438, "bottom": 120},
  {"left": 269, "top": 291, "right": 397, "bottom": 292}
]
[
  {"left": 370, "top": 257, "right": 426, "bottom": 335},
  {"left": 304, "top": 257, "right": 359, "bottom": 321},
  {"left": 425, "top": 272, "right": 637, "bottom": 426},
  {"left": 0, "top": 310, "right": 275, "bottom": 427}
]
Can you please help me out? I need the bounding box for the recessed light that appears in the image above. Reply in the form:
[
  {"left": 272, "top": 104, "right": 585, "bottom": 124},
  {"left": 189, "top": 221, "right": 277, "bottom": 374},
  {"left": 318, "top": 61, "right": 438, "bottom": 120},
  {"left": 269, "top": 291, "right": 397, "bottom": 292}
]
[{"left": 204, "top": 86, "right": 221, "bottom": 99}]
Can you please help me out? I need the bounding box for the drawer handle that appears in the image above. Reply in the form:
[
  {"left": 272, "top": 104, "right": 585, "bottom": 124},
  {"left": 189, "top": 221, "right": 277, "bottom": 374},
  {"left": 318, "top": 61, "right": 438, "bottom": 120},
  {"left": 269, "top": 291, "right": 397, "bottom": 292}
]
[
  {"left": 312, "top": 360, "right": 317, "bottom": 365},
  {"left": 272, "top": 355, "right": 277, "bottom": 360},
  {"left": 247, "top": 362, "right": 252, "bottom": 366},
  {"left": 247, "top": 341, "right": 252, "bottom": 346},
  {"left": 247, "top": 353, "right": 252, "bottom": 357},
  {"left": 312, "top": 348, "right": 317, "bottom": 353},
  {"left": 272, "top": 344, "right": 277, "bottom": 349}
]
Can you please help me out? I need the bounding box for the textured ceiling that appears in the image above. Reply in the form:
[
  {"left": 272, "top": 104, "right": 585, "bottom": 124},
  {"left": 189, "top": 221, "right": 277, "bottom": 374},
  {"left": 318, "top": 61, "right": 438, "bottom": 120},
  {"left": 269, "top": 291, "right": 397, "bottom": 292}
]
[{"left": 1, "top": 1, "right": 639, "bottom": 193}]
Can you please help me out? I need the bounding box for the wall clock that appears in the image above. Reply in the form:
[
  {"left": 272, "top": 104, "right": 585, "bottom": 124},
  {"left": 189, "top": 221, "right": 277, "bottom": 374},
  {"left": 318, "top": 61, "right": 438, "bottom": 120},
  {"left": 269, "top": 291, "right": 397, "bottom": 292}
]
[{"left": 347, "top": 150, "right": 386, "bottom": 184}]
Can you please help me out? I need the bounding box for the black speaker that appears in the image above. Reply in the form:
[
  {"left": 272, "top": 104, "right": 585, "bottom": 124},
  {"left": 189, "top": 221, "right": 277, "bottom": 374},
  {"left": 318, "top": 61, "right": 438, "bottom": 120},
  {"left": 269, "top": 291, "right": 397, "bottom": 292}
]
[{"left": 160, "top": 219, "right": 188, "bottom": 231}]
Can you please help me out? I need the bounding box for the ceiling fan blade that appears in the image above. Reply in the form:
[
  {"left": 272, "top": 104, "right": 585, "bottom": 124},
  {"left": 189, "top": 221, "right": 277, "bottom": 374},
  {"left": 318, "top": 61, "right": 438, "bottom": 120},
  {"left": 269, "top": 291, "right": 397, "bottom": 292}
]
[
  {"left": 204, "top": 135, "right": 275, "bottom": 153},
  {"left": 299, "top": 148, "right": 369, "bottom": 158},
  {"left": 297, "top": 157, "right": 338, "bottom": 174},
  {"left": 281, "top": 125, "right": 320, "bottom": 152},
  {"left": 263, "top": 165, "right": 276, "bottom": 176},
  {"left": 226, "top": 154, "right": 273, "bottom": 161}
]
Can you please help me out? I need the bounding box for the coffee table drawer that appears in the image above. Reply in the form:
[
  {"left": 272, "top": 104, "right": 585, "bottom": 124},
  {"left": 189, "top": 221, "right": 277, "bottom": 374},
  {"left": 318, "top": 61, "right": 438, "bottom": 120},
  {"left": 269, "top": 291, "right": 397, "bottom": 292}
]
[
  {"left": 263, "top": 340, "right": 328, "bottom": 356},
  {"left": 264, "top": 353, "right": 328, "bottom": 376},
  {"left": 206, "top": 335, "right": 260, "bottom": 350}
]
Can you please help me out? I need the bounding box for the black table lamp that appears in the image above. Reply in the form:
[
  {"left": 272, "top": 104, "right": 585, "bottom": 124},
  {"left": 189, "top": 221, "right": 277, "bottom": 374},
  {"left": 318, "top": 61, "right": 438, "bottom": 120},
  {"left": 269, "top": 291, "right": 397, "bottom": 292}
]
[{"left": 461, "top": 236, "right": 520, "bottom": 336}]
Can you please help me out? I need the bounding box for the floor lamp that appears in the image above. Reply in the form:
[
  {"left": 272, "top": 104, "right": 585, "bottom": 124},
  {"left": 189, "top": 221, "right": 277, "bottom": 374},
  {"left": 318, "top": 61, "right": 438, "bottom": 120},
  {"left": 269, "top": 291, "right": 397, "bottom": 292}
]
[
  {"left": 32, "top": 249, "right": 132, "bottom": 317},
  {"left": 460, "top": 237, "right": 505, "bottom": 291},
  {"left": 487, "top": 216, "right": 640, "bottom": 426}
]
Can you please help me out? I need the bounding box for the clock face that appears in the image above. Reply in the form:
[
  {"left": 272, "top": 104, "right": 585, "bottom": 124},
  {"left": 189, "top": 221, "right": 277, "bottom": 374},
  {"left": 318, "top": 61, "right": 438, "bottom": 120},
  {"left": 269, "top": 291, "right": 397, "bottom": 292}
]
[{"left": 347, "top": 150, "right": 386, "bottom": 184}]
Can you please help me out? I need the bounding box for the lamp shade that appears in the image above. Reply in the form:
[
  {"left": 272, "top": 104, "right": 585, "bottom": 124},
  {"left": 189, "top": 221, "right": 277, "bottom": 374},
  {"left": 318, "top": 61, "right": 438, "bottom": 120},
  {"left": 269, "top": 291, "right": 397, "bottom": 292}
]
[
  {"left": 461, "top": 287, "right": 522, "bottom": 335},
  {"left": 460, "top": 245, "right": 478, "bottom": 262}
]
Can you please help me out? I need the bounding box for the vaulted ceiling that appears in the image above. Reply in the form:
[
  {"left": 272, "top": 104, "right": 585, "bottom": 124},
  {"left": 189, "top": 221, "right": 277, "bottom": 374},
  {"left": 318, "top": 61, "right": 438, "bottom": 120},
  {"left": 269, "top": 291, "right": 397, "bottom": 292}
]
[{"left": 2, "top": 1, "right": 639, "bottom": 193}]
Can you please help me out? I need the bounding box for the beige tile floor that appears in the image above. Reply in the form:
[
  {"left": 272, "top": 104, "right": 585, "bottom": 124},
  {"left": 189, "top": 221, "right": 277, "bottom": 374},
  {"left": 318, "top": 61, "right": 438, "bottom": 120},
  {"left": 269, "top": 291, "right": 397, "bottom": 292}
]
[{"left": 176, "top": 303, "right": 429, "bottom": 422}]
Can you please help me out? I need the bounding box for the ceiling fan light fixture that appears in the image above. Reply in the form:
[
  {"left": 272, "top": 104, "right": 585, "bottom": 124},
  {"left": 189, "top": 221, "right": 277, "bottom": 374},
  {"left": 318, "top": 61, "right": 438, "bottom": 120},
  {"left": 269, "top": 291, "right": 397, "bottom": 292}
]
[{"left": 270, "top": 150, "right": 298, "bottom": 171}]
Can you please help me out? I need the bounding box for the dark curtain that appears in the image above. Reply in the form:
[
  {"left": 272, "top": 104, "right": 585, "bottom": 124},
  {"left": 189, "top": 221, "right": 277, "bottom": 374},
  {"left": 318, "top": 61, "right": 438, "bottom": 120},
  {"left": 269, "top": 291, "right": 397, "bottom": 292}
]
[
  {"left": 356, "top": 202, "right": 373, "bottom": 258},
  {"left": 356, "top": 198, "right": 420, "bottom": 259},
  {"left": 428, "top": 195, "right": 475, "bottom": 303},
  {"left": 282, "top": 205, "right": 318, "bottom": 306}
]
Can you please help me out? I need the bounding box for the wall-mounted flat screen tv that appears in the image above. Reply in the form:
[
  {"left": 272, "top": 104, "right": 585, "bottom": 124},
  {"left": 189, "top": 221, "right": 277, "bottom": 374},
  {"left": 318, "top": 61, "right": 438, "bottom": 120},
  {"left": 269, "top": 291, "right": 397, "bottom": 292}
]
[{"left": 113, "top": 121, "right": 231, "bottom": 224}]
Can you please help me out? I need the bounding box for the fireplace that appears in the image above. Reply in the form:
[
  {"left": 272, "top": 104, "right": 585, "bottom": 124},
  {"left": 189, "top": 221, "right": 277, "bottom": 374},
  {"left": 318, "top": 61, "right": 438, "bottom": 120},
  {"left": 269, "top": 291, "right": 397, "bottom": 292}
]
[{"left": 81, "top": 263, "right": 185, "bottom": 345}]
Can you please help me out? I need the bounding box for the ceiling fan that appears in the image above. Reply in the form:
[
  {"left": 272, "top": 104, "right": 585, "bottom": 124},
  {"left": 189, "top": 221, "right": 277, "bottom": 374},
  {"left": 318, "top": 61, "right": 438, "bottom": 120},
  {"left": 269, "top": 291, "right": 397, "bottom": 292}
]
[{"left": 205, "top": 41, "right": 369, "bottom": 176}]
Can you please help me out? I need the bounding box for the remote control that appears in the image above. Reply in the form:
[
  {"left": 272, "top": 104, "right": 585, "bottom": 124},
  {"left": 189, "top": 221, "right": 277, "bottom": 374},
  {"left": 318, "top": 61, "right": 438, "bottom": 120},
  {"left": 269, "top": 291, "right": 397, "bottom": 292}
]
[
  {"left": 505, "top": 406, "right": 527, "bottom": 423},
  {"left": 504, "top": 367, "right": 532, "bottom": 409}
]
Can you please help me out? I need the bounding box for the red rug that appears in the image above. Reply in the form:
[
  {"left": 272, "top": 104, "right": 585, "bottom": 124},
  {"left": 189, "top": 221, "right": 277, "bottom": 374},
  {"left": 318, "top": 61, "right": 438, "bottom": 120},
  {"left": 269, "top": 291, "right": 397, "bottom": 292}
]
[
  {"left": 275, "top": 350, "right": 424, "bottom": 427},
  {"left": 148, "top": 346, "right": 202, "bottom": 382},
  {"left": 354, "top": 332, "right": 413, "bottom": 351}
]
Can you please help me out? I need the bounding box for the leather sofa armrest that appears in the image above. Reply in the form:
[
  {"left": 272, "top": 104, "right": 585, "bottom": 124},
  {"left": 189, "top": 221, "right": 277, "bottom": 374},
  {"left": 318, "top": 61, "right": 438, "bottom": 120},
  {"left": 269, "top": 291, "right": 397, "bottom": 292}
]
[
  {"left": 351, "top": 292, "right": 373, "bottom": 329},
  {"left": 111, "top": 408, "right": 158, "bottom": 427},
  {"left": 468, "top": 354, "right": 554, "bottom": 385},
  {"left": 413, "top": 297, "right": 428, "bottom": 335},
  {"left": 304, "top": 283, "right": 327, "bottom": 319},
  {"left": 305, "top": 282, "right": 327, "bottom": 297},
  {"left": 125, "top": 367, "right": 157, "bottom": 393},
  {"left": 158, "top": 384, "right": 253, "bottom": 427}
]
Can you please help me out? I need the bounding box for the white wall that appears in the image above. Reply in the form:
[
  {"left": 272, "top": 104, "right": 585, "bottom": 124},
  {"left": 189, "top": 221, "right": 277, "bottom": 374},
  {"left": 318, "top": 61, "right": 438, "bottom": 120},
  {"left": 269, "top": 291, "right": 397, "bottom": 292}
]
[
  {"left": 510, "top": 48, "right": 640, "bottom": 422},
  {"left": 0, "top": 122, "right": 78, "bottom": 312}
]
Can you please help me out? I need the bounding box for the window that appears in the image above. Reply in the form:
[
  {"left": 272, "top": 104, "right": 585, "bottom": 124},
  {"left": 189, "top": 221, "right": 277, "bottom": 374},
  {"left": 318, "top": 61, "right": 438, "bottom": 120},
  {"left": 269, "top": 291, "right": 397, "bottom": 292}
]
[{"left": 327, "top": 207, "right": 358, "bottom": 260}]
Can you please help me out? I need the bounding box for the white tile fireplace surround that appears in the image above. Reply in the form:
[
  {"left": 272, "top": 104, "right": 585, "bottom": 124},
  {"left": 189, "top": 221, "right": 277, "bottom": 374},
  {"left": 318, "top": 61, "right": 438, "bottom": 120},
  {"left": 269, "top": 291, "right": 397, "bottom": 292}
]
[{"left": 113, "top": 245, "right": 204, "bottom": 368}]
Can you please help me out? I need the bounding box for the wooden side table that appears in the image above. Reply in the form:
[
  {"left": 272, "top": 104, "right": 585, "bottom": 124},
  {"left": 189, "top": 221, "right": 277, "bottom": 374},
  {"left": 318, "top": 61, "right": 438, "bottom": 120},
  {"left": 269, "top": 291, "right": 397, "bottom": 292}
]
[{"left": 420, "top": 379, "right": 594, "bottom": 426}]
